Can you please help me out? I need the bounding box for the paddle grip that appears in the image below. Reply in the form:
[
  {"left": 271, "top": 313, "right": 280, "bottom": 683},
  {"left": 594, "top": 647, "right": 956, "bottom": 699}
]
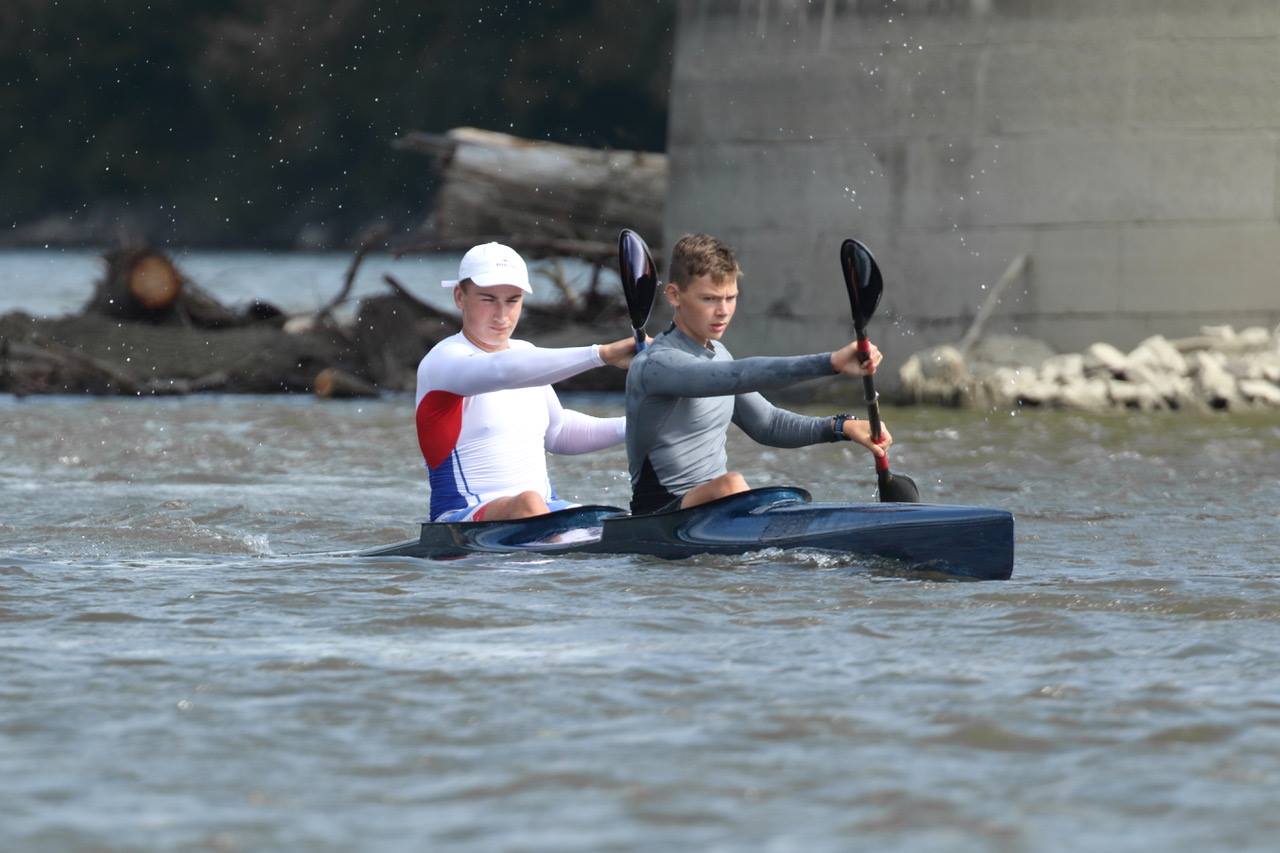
[{"left": 633, "top": 328, "right": 647, "bottom": 352}]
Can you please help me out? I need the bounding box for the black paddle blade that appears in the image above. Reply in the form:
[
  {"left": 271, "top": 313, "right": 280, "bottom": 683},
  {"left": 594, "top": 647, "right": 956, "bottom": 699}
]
[
  {"left": 839, "top": 238, "right": 883, "bottom": 332},
  {"left": 879, "top": 469, "right": 921, "bottom": 503},
  {"left": 618, "top": 228, "right": 658, "bottom": 332}
]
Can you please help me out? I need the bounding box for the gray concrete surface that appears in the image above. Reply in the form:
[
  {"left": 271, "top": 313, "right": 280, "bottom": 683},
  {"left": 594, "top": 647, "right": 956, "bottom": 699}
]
[{"left": 664, "top": 0, "right": 1280, "bottom": 390}]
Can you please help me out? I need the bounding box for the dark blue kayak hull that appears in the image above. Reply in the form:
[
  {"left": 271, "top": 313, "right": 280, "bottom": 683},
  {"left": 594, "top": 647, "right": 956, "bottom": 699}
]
[{"left": 363, "top": 487, "right": 1014, "bottom": 580}]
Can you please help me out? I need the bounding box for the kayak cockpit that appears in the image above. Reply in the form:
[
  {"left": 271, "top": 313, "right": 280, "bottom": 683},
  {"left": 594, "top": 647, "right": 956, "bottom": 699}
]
[{"left": 361, "top": 504, "right": 624, "bottom": 559}]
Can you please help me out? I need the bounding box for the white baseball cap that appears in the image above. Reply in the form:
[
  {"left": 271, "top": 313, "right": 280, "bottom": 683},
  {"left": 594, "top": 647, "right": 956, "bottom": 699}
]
[{"left": 441, "top": 242, "right": 532, "bottom": 293}]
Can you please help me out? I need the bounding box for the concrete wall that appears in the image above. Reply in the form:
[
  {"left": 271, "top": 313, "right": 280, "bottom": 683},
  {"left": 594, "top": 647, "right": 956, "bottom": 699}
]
[{"left": 665, "top": 0, "right": 1280, "bottom": 384}]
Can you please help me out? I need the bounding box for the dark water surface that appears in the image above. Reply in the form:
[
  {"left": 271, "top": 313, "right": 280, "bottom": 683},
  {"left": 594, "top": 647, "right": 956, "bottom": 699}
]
[{"left": 2, "top": 395, "right": 1278, "bottom": 851}]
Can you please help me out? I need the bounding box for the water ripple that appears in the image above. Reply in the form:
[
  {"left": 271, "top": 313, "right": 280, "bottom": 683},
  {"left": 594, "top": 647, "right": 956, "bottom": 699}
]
[{"left": 2, "top": 398, "right": 1279, "bottom": 850}]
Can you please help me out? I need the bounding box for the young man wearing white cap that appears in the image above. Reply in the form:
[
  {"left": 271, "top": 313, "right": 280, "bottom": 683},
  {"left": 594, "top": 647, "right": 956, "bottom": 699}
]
[{"left": 415, "top": 243, "right": 640, "bottom": 522}]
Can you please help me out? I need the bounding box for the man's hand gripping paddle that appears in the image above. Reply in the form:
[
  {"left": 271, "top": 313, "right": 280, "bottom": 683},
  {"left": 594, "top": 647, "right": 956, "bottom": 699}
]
[
  {"left": 840, "top": 238, "right": 921, "bottom": 503},
  {"left": 618, "top": 229, "right": 658, "bottom": 351}
]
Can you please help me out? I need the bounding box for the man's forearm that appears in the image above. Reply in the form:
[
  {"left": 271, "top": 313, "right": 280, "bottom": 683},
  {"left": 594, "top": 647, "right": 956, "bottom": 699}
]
[{"left": 639, "top": 352, "right": 833, "bottom": 398}]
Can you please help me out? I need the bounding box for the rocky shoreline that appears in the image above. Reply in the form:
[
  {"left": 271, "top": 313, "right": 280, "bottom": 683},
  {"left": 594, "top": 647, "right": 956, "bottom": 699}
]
[{"left": 901, "top": 327, "right": 1280, "bottom": 413}]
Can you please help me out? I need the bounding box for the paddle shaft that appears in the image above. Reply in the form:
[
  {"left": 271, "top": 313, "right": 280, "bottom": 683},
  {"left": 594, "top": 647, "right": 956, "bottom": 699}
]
[
  {"left": 855, "top": 335, "right": 890, "bottom": 475},
  {"left": 633, "top": 327, "right": 647, "bottom": 352}
]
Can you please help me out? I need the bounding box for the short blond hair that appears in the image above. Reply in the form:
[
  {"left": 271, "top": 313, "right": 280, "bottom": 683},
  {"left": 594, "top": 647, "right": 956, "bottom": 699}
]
[{"left": 668, "top": 233, "right": 741, "bottom": 289}]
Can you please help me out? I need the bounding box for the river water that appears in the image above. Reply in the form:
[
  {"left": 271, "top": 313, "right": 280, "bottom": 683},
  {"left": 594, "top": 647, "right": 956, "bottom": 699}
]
[{"left": 2, "top": 387, "right": 1279, "bottom": 851}]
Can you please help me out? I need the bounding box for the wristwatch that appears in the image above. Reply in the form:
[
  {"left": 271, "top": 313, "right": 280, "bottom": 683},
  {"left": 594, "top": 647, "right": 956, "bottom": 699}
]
[{"left": 832, "top": 412, "right": 856, "bottom": 441}]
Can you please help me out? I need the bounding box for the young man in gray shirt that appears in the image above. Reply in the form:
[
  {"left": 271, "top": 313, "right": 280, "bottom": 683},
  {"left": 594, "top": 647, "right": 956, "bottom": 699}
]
[{"left": 624, "top": 233, "right": 892, "bottom": 514}]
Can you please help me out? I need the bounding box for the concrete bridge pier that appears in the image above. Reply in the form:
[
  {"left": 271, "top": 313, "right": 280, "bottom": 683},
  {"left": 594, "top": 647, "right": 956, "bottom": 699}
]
[{"left": 665, "top": 0, "right": 1280, "bottom": 391}]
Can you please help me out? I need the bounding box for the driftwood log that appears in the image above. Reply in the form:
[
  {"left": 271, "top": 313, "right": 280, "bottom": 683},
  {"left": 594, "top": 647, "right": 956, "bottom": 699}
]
[
  {"left": 0, "top": 305, "right": 628, "bottom": 397},
  {"left": 350, "top": 283, "right": 456, "bottom": 392},
  {"left": 317, "top": 223, "right": 392, "bottom": 321},
  {"left": 393, "top": 127, "right": 666, "bottom": 249},
  {"left": 2, "top": 218, "right": 639, "bottom": 397},
  {"left": 84, "top": 246, "right": 254, "bottom": 328},
  {"left": 83, "top": 247, "right": 183, "bottom": 317},
  {"left": 0, "top": 310, "right": 362, "bottom": 395}
]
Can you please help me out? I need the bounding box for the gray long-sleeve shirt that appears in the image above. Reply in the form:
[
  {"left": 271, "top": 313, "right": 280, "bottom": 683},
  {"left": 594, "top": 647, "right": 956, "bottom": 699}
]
[{"left": 624, "top": 324, "right": 844, "bottom": 514}]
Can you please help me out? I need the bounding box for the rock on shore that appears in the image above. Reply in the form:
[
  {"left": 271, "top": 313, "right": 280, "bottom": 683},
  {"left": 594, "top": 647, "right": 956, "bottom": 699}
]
[{"left": 900, "top": 327, "right": 1280, "bottom": 412}]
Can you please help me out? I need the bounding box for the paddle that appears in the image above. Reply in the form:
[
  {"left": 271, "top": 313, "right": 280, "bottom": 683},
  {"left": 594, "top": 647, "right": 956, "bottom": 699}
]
[
  {"left": 840, "top": 238, "right": 921, "bottom": 503},
  {"left": 617, "top": 228, "right": 658, "bottom": 351}
]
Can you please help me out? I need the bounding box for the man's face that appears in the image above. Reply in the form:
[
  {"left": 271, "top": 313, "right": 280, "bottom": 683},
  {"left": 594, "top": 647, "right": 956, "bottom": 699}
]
[
  {"left": 667, "top": 273, "right": 738, "bottom": 345},
  {"left": 454, "top": 282, "right": 525, "bottom": 351}
]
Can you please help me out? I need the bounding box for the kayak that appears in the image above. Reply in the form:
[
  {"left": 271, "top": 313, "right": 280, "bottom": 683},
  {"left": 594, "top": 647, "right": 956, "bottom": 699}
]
[{"left": 364, "top": 487, "right": 1015, "bottom": 580}]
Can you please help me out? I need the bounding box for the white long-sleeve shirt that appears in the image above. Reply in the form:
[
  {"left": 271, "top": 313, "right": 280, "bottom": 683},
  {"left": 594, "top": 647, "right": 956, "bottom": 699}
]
[{"left": 414, "top": 332, "right": 625, "bottom": 520}]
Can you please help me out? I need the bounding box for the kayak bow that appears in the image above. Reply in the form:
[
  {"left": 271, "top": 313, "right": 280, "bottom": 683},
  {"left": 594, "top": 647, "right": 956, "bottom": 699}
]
[{"left": 363, "top": 487, "right": 1014, "bottom": 580}]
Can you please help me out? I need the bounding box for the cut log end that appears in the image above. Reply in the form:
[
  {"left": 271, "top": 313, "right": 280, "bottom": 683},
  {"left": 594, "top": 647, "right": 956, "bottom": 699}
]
[
  {"left": 314, "top": 367, "right": 379, "bottom": 399},
  {"left": 84, "top": 245, "right": 247, "bottom": 328},
  {"left": 129, "top": 254, "right": 183, "bottom": 311}
]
